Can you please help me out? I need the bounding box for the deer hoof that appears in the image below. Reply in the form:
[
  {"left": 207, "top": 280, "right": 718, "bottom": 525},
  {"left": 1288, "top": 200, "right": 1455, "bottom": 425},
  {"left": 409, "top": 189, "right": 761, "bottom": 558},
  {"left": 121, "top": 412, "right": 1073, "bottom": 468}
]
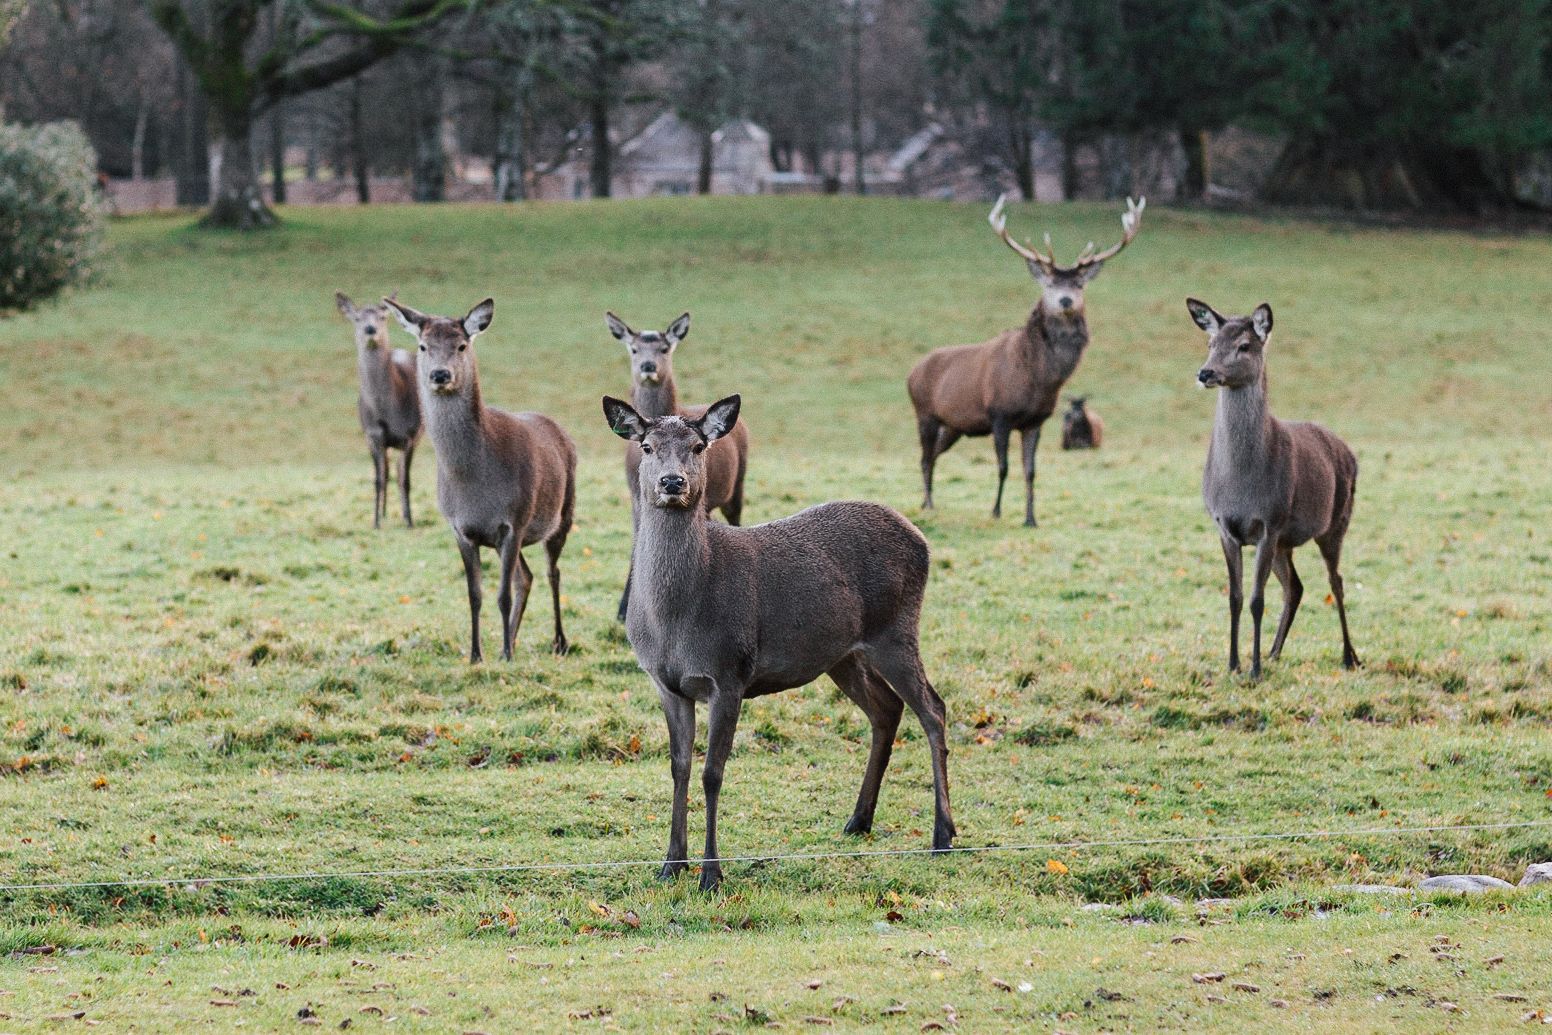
[
  {"left": 552, "top": 636, "right": 569, "bottom": 656},
  {"left": 843, "top": 814, "right": 872, "bottom": 836},
  {"left": 698, "top": 864, "right": 724, "bottom": 893},
  {"left": 1023, "top": 517, "right": 1037, "bottom": 528},
  {"left": 1343, "top": 651, "right": 1361, "bottom": 670},
  {"left": 657, "top": 860, "right": 688, "bottom": 881}
]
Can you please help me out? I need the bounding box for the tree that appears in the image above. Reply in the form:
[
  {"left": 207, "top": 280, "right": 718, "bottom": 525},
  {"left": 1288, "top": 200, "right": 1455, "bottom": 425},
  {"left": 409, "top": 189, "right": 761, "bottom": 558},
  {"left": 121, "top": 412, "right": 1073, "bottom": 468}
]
[{"left": 146, "top": 0, "right": 458, "bottom": 228}]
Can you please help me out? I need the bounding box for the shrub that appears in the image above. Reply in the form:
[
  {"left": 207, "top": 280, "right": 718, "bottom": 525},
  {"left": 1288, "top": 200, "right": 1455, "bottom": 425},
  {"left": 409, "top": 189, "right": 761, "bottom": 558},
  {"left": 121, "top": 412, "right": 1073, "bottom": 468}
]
[{"left": 0, "top": 120, "right": 104, "bottom": 312}]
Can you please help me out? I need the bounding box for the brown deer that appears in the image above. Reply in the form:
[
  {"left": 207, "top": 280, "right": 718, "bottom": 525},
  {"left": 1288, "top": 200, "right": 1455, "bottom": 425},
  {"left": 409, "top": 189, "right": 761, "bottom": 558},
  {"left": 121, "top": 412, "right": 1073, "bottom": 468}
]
[
  {"left": 602, "top": 394, "right": 955, "bottom": 892},
  {"left": 336, "top": 292, "right": 421, "bottom": 528},
  {"left": 909, "top": 195, "right": 1143, "bottom": 525},
  {"left": 1187, "top": 298, "right": 1360, "bottom": 678},
  {"left": 603, "top": 311, "right": 751, "bottom": 621},
  {"left": 1060, "top": 396, "right": 1103, "bottom": 450},
  {"left": 385, "top": 296, "right": 576, "bottom": 661}
]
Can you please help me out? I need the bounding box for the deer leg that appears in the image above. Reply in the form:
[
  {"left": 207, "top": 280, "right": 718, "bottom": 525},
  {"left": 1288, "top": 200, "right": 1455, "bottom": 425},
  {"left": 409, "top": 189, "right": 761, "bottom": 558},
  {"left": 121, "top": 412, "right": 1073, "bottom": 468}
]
[
  {"left": 990, "top": 416, "right": 1012, "bottom": 519},
  {"left": 495, "top": 528, "right": 519, "bottom": 662},
  {"left": 618, "top": 496, "right": 638, "bottom": 623},
  {"left": 398, "top": 441, "right": 415, "bottom": 528},
  {"left": 544, "top": 535, "right": 568, "bottom": 655},
  {"left": 1248, "top": 535, "right": 1276, "bottom": 679},
  {"left": 457, "top": 536, "right": 483, "bottom": 664},
  {"left": 917, "top": 416, "right": 941, "bottom": 509},
  {"left": 656, "top": 684, "right": 694, "bottom": 880},
  {"left": 865, "top": 637, "right": 956, "bottom": 851},
  {"left": 1318, "top": 535, "right": 1360, "bottom": 669},
  {"left": 829, "top": 655, "right": 904, "bottom": 836},
  {"left": 1218, "top": 531, "right": 1243, "bottom": 673},
  {"left": 508, "top": 549, "right": 534, "bottom": 656},
  {"left": 369, "top": 440, "right": 387, "bottom": 529},
  {"left": 1268, "top": 547, "right": 1303, "bottom": 660},
  {"left": 699, "top": 684, "right": 745, "bottom": 892},
  {"left": 1019, "top": 424, "right": 1042, "bottom": 528}
]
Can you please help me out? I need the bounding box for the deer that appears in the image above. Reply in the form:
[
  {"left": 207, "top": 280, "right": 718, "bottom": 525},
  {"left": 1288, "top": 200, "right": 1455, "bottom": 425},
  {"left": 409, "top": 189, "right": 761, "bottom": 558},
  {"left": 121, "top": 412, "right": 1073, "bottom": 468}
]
[
  {"left": 603, "top": 311, "right": 751, "bottom": 622},
  {"left": 908, "top": 195, "right": 1143, "bottom": 525},
  {"left": 601, "top": 393, "right": 955, "bottom": 892},
  {"left": 1187, "top": 298, "right": 1360, "bottom": 679},
  {"left": 384, "top": 296, "right": 576, "bottom": 661},
  {"left": 1060, "top": 396, "right": 1103, "bottom": 450},
  {"left": 336, "top": 292, "right": 421, "bottom": 528}
]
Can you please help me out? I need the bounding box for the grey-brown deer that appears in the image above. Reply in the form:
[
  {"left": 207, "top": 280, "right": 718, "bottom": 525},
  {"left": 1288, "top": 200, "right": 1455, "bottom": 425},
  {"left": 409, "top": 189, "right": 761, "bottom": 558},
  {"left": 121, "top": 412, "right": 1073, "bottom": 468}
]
[
  {"left": 1060, "top": 396, "right": 1103, "bottom": 450},
  {"left": 1187, "top": 298, "right": 1360, "bottom": 678},
  {"left": 602, "top": 394, "right": 955, "bottom": 892},
  {"left": 604, "top": 311, "right": 751, "bottom": 621},
  {"left": 337, "top": 292, "right": 421, "bottom": 528},
  {"left": 909, "top": 195, "right": 1143, "bottom": 525},
  {"left": 385, "top": 296, "right": 576, "bottom": 661}
]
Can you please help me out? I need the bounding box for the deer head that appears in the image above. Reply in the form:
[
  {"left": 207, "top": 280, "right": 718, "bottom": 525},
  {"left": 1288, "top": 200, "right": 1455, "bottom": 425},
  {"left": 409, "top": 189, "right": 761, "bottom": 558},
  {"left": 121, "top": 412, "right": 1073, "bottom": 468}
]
[
  {"left": 1186, "top": 298, "right": 1273, "bottom": 389},
  {"left": 385, "top": 296, "right": 494, "bottom": 395},
  {"left": 605, "top": 311, "right": 691, "bottom": 387},
  {"left": 989, "top": 195, "right": 1145, "bottom": 318},
  {"left": 602, "top": 394, "right": 741, "bottom": 509},
  {"left": 336, "top": 291, "right": 397, "bottom": 351}
]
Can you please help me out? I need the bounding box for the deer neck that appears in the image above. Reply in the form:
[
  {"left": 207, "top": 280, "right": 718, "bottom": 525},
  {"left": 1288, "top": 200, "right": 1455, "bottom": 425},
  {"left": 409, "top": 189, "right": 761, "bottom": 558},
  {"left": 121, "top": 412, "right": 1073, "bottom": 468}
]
[
  {"left": 357, "top": 342, "right": 394, "bottom": 399},
  {"left": 631, "top": 493, "right": 712, "bottom": 618},
  {"left": 1030, "top": 309, "right": 1089, "bottom": 381},
  {"left": 632, "top": 376, "right": 678, "bottom": 418},
  {"left": 421, "top": 375, "right": 488, "bottom": 476},
  {"left": 1210, "top": 371, "right": 1274, "bottom": 473}
]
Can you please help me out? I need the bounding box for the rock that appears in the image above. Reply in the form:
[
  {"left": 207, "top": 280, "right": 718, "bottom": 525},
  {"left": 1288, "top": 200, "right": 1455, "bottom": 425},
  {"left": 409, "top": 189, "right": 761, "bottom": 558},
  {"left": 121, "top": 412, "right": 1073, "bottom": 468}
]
[
  {"left": 1332, "top": 883, "right": 1411, "bottom": 895},
  {"left": 1518, "top": 863, "right": 1552, "bottom": 887},
  {"left": 1419, "top": 874, "right": 1514, "bottom": 893},
  {"left": 1080, "top": 903, "right": 1119, "bottom": 912}
]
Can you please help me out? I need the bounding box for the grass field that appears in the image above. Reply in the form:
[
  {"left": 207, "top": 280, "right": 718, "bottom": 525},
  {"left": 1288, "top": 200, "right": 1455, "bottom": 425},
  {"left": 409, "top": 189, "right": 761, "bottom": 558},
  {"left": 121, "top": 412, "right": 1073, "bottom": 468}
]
[{"left": 2, "top": 197, "right": 1551, "bottom": 1031}]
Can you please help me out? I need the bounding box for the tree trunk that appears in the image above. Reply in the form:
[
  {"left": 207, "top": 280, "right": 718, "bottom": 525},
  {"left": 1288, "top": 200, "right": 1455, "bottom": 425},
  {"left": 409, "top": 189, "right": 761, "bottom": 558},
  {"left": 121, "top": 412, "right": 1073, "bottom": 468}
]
[
  {"left": 175, "top": 58, "right": 210, "bottom": 206},
  {"left": 203, "top": 106, "right": 276, "bottom": 230},
  {"left": 269, "top": 103, "right": 287, "bottom": 204},
  {"left": 1262, "top": 136, "right": 1519, "bottom": 213},
  {"left": 1179, "top": 127, "right": 1208, "bottom": 201},
  {"left": 1008, "top": 115, "right": 1034, "bottom": 201},
  {"left": 411, "top": 57, "right": 446, "bottom": 202},
  {"left": 588, "top": 39, "right": 612, "bottom": 199},
  {"left": 697, "top": 129, "right": 714, "bottom": 195},
  {"left": 848, "top": 1, "right": 865, "bottom": 195},
  {"left": 351, "top": 77, "right": 370, "bottom": 204},
  {"left": 494, "top": 67, "right": 529, "bottom": 202},
  {"left": 131, "top": 95, "right": 149, "bottom": 181},
  {"left": 1060, "top": 130, "right": 1079, "bottom": 202}
]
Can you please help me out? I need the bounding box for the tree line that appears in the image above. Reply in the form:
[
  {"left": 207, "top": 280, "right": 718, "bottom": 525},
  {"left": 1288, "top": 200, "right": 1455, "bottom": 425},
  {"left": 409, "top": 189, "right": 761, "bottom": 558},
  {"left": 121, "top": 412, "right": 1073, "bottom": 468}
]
[{"left": 3, "top": 0, "right": 1549, "bottom": 229}]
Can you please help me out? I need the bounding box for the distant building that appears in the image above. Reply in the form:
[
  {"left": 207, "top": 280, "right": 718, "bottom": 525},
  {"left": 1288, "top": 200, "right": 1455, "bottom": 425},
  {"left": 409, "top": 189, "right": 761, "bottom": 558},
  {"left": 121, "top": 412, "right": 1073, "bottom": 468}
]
[{"left": 542, "top": 111, "right": 777, "bottom": 199}]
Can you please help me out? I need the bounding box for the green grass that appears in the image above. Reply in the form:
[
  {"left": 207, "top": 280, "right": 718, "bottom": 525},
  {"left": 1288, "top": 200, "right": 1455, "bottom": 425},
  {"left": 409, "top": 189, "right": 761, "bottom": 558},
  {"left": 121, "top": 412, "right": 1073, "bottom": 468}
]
[{"left": 1, "top": 197, "right": 1550, "bottom": 1031}]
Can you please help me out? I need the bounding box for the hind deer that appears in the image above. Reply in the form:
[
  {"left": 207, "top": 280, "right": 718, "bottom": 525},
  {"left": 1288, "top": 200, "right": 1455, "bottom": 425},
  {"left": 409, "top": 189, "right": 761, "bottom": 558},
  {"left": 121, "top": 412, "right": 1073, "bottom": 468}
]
[
  {"left": 602, "top": 394, "right": 955, "bottom": 892},
  {"left": 1187, "top": 298, "right": 1360, "bottom": 678},
  {"left": 336, "top": 292, "right": 421, "bottom": 528},
  {"left": 909, "top": 196, "right": 1143, "bottom": 525},
  {"left": 603, "top": 311, "right": 751, "bottom": 621},
  {"left": 385, "top": 296, "right": 576, "bottom": 661},
  {"left": 1060, "top": 396, "right": 1103, "bottom": 450}
]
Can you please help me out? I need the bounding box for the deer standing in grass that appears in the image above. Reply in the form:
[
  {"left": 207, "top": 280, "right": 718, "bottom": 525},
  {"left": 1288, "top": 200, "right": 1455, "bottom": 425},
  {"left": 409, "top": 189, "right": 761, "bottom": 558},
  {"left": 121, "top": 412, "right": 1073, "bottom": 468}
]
[
  {"left": 1060, "top": 396, "right": 1103, "bottom": 450},
  {"left": 336, "top": 292, "right": 421, "bottom": 528},
  {"left": 604, "top": 311, "right": 751, "bottom": 621},
  {"left": 1187, "top": 298, "right": 1360, "bottom": 678},
  {"left": 386, "top": 297, "right": 575, "bottom": 661},
  {"left": 602, "top": 394, "right": 955, "bottom": 892},
  {"left": 909, "top": 196, "right": 1143, "bottom": 525}
]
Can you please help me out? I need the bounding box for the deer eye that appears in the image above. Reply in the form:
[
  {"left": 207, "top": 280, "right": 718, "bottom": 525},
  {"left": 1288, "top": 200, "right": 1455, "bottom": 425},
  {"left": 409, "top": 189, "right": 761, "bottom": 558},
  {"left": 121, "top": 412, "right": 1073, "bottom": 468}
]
[
  {"left": 458, "top": 343, "right": 467, "bottom": 352},
  {"left": 418, "top": 344, "right": 426, "bottom": 352},
  {"left": 1238, "top": 342, "right": 1251, "bottom": 353},
  {"left": 691, "top": 442, "right": 706, "bottom": 455},
  {"left": 640, "top": 443, "right": 654, "bottom": 455}
]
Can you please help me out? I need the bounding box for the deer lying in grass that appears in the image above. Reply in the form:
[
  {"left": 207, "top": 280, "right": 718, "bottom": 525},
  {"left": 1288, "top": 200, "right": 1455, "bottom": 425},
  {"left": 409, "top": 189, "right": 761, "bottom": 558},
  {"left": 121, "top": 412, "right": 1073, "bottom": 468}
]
[
  {"left": 1187, "top": 298, "right": 1360, "bottom": 678},
  {"left": 386, "top": 296, "right": 576, "bottom": 660},
  {"left": 1060, "top": 396, "right": 1103, "bottom": 450},
  {"left": 602, "top": 394, "right": 955, "bottom": 892},
  {"left": 909, "top": 195, "right": 1143, "bottom": 525},
  {"left": 336, "top": 292, "right": 421, "bottom": 528},
  {"left": 604, "top": 311, "right": 751, "bottom": 621}
]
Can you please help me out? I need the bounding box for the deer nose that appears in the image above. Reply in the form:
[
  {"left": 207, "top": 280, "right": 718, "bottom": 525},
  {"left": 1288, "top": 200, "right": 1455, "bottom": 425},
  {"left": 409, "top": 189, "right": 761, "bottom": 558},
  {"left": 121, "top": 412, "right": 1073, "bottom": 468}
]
[
  {"left": 429, "top": 368, "right": 452, "bottom": 386},
  {"left": 1059, "top": 296, "right": 1073, "bottom": 309},
  {"left": 1197, "top": 368, "right": 1215, "bottom": 384},
  {"left": 364, "top": 325, "right": 377, "bottom": 335},
  {"left": 639, "top": 361, "right": 657, "bottom": 375},
  {"left": 658, "top": 473, "right": 686, "bottom": 495}
]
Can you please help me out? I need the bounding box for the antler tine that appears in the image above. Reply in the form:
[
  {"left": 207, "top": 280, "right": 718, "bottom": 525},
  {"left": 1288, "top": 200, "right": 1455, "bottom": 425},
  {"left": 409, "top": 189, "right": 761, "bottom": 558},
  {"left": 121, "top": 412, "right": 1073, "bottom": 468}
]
[
  {"left": 1076, "top": 196, "right": 1146, "bottom": 267},
  {"left": 988, "top": 194, "right": 1054, "bottom": 268}
]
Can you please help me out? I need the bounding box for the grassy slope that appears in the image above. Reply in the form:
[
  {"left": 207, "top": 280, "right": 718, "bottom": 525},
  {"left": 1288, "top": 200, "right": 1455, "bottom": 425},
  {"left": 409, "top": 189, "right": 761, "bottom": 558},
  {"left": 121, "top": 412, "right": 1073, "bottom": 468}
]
[{"left": 1, "top": 197, "right": 1550, "bottom": 1031}]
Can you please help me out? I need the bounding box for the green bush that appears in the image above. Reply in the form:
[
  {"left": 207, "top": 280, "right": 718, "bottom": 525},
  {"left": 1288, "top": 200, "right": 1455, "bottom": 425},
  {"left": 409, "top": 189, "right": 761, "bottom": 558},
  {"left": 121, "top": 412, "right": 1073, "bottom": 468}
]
[{"left": 0, "top": 120, "right": 104, "bottom": 312}]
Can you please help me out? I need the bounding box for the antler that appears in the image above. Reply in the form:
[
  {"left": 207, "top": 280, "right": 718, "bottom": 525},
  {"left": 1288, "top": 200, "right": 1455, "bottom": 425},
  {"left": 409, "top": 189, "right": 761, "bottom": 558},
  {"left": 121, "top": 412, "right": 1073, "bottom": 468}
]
[
  {"left": 988, "top": 194, "right": 1056, "bottom": 270},
  {"left": 1073, "top": 196, "right": 1146, "bottom": 269}
]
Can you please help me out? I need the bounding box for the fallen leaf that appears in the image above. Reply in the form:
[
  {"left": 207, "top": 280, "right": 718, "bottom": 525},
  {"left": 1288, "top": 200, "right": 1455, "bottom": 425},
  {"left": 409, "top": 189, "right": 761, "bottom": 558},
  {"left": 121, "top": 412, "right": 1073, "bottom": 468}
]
[
  {"left": 621, "top": 910, "right": 641, "bottom": 929},
  {"left": 209, "top": 1000, "right": 238, "bottom": 1008},
  {"left": 1232, "top": 982, "right": 1260, "bottom": 993},
  {"left": 991, "top": 979, "right": 1012, "bottom": 992},
  {"left": 1170, "top": 935, "right": 1198, "bottom": 945},
  {"left": 1046, "top": 858, "right": 1069, "bottom": 876},
  {"left": 1191, "top": 973, "right": 1226, "bottom": 984}
]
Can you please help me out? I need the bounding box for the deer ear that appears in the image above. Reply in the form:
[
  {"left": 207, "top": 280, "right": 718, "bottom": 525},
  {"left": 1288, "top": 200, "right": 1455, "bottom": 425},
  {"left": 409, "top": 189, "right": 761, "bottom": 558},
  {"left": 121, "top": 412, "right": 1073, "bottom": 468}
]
[
  {"left": 697, "top": 394, "right": 741, "bottom": 444},
  {"left": 1186, "top": 298, "right": 1223, "bottom": 335},
  {"left": 1251, "top": 303, "right": 1273, "bottom": 341},
  {"left": 1074, "top": 262, "right": 1105, "bottom": 285},
  {"left": 604, "top": 311, "right": 633, "bottom": 343},
  {"left": 383, "top": 297, "right": 428, "bottom": 333},
  {"left": 463, "top": 298, "right": 494, "bottom": 338},
  {"left": 1026, "top": 260, "right": 1056, "bottom": 286},
  {"left": 664, "top": 312, "right": 690, "bottom": 348},
  {"left": 602, "top": 396, "right": 649, "bottom": 440},
  {"left": 335, "top": 292, "right": 356, "bottom": 317}
]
